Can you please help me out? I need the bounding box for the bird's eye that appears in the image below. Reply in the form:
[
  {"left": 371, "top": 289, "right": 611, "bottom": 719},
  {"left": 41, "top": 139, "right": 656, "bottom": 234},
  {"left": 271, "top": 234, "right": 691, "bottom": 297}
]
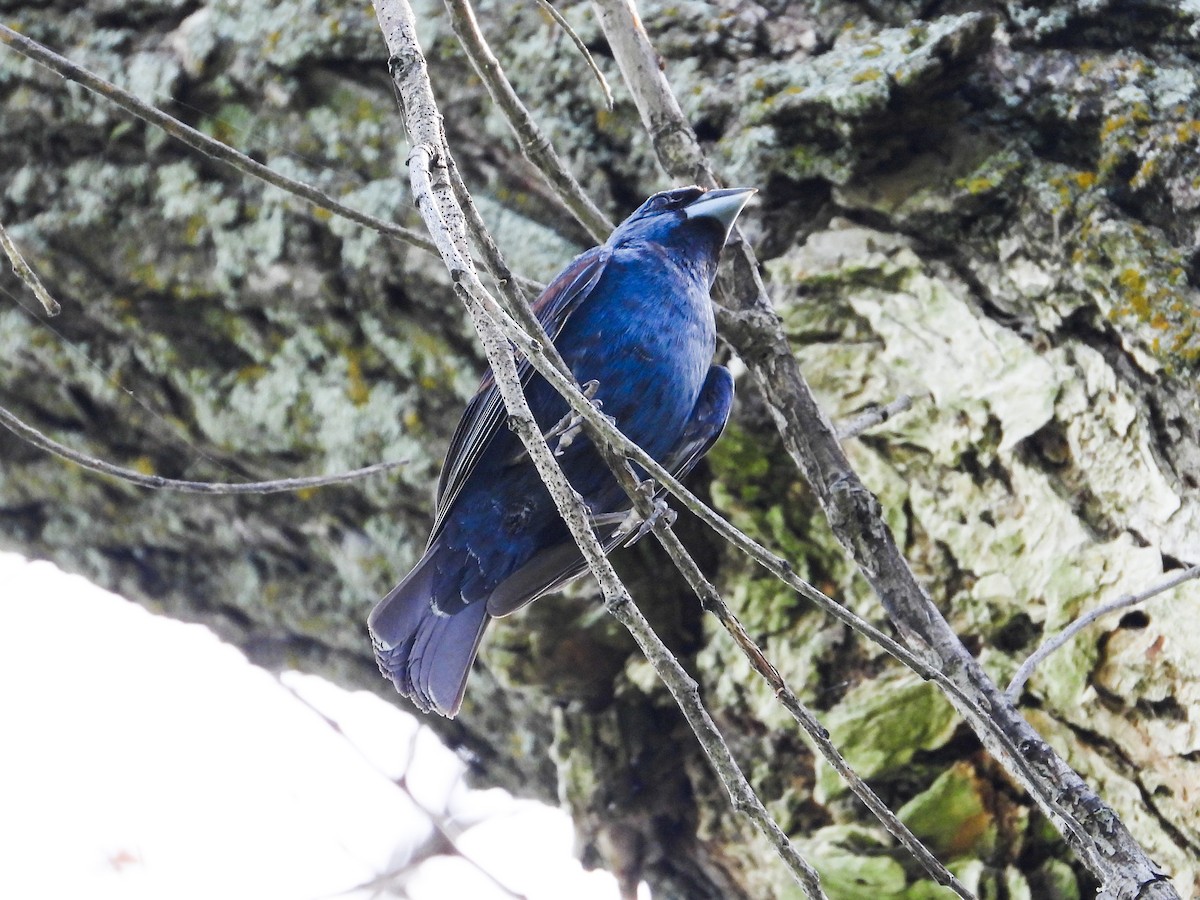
[{"left": 648, "top": 194, "right": 670, "bottom": 209}]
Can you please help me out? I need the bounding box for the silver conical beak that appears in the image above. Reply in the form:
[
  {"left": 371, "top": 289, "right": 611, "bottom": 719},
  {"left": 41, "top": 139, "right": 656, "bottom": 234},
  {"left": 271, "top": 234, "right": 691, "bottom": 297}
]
[{"left": 683, "top": 187, "right": 756, "bottom": 241}]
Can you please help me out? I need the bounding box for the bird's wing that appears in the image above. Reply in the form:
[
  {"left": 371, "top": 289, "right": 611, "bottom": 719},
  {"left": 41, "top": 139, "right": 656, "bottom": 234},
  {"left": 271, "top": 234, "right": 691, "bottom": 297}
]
[
  {"left": 658, "top": 365, "right": 735, "bottom": 482},
  {"left": 485, "top": 522, "right": 628, "bottom": 617},
  {"left": 430, "top": 246, "right": 611, "bottom": 541},
  {"left": 486, "top": 366, "right": 734, "bottom": 619}
]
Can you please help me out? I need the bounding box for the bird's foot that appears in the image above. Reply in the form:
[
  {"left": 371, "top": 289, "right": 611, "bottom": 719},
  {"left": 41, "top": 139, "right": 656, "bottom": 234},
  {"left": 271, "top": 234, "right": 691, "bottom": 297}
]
[
  {"left": 545, "top": 380, "right": 613, "bottom": 456},
  {"left": 621, "top": 496, "right": 677, "bottom": 546}
]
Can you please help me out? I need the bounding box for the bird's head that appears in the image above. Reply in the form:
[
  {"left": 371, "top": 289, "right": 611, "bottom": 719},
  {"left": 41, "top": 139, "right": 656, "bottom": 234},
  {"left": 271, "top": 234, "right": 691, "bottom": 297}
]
[{"left": 607, "top": 186, "right": 755, "bottom": 284}]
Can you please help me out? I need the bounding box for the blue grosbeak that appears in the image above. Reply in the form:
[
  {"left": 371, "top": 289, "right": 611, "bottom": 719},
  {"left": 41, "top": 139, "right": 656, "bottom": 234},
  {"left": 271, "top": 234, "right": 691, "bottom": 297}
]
[{"left": 369, "top": 186, "right": 754, "bottom": 717}]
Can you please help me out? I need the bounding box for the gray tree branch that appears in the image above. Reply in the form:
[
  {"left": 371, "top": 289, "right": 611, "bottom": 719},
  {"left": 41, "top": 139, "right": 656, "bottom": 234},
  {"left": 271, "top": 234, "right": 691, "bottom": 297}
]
[{"left": 0, "top": 404, "right": 407, "bottom": 494}]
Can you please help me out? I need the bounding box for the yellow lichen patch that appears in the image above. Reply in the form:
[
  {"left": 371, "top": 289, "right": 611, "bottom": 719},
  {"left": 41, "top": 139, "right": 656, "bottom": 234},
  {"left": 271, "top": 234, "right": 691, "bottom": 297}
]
[
  {"left": 184, "top": 214, "right": 206, "bottom": 246},
  {"left": 129, "top": 456, "right": 157, "bottom": 476},
  {"left": 1100, "top": 113, "right": 1129, "bottom": 139},
  {"left": 1116, "top": 267, "right": 1150, "bottom": 316},
  {"left": 1131, "top": 155, "right": 1159, "bottom": 189},
  {"left": 344, "top": 350, "right": 371, "bottom": 407},
  {"left": 1174, "top": 120, "right": 1200, "bottom": 143}
]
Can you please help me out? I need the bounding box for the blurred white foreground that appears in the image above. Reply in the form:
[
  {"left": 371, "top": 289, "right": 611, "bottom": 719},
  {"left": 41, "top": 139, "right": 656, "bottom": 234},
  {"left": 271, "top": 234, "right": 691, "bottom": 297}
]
[{"left": 0, "top": 552, "right": 638, "bottom": 900}]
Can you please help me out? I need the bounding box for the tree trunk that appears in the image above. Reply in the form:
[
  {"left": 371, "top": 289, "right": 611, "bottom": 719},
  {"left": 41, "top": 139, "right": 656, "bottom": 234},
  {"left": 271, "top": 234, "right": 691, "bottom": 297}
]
[{"left": 2, "top": 2, "right": 1196, "bottom": 897}]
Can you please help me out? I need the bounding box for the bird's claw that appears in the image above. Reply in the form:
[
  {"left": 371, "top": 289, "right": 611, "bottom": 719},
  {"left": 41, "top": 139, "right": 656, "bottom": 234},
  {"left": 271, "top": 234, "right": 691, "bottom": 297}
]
[
  {"left": 620, "top": 497, "right": 676, "bottom": 546},
  {"left": 545, "top": 380, "right": 612, "bottom": 456}
]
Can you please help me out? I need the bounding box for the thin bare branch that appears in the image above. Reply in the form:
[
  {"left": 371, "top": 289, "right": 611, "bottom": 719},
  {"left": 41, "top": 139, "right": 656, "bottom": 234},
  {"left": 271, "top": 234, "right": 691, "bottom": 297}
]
[
  {"left": 0, "top": 404, "right": 405, "bottom": 494},
  {"left": 278, "top": 679, "right": 524, "bottom": 900},
  {"left": 589, "top": 1, "right": 1178, "bottom": 896},
  {"left": 836, "top": 394, "right": 915, "bottom": 441},
  {"left": 1007, "top": 563, "right": 1200, "bottom": 701},
  {"left": 0, "top": 219, "right": 60, "bottom": 315},
  {"left": 0, "top": 23, "right": 540, "bottom": 298},
  {"left": 0, "top": 26, "right": 434, "bottom": 250},
  {"left": 371, "top": 2, "right": 826, "bottom": 894},
  {"left": 643, "top": 515, "right": 975, "bottom": 898},
  {"left": 443, "top": 0, "right": 613, "bottom": 241},
  {"left": 534, "top": 0, "right": 614, "bottom": 111}
]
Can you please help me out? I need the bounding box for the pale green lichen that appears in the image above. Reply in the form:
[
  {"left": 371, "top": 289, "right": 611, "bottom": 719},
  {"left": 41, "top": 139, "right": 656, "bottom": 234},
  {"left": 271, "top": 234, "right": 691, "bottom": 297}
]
[
  {"left": 896, "top": 763, "right": 1004, "bottom": 859},
  {"left": 717, "top": 14, "right": 993, "bottom": 184},
  {"left": 814, "top": 673, "right": 958, "bottom": 802}
]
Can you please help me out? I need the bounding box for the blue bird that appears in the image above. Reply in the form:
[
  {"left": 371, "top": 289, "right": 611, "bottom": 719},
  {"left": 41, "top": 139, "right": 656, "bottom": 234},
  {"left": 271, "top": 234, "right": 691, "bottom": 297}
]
[{"left": 369, "top": 186, "right": 754, "bottom": 717}]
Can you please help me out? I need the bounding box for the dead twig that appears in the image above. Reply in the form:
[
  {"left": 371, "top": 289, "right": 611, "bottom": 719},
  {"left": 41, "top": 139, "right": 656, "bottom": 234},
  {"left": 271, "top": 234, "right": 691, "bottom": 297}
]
[
  {"left": 0, "top": 219, "right": 61, "bottom": 315},
  {"left": 1007, "top": 563, "right": 1200, "bottom": 700},
  {"left": 0, "top": 404, "right": 405, "bottom": 494}
]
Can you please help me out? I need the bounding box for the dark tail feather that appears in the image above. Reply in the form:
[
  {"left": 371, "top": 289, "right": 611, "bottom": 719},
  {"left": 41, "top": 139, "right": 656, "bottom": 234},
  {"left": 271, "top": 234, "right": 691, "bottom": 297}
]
[{"left": 367, "top": 546, "right": 490, "bottom": 718}]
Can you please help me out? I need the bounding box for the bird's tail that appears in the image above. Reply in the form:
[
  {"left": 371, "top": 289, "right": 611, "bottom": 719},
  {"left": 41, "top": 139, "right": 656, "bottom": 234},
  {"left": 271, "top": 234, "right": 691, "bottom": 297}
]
[{"left": 367, "top": 543, "right": 490, "bottom": 718}]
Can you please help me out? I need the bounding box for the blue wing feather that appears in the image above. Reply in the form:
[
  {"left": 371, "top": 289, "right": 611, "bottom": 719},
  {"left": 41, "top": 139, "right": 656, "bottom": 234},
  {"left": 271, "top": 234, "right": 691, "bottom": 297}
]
[
  {"left": 657, "top": 365, "right": 734, "bottom": 481},
  {"left": 484, "top": 364, "right": 733, "bottom": 618},
  {"left": 430, "top": 246, "right": 610, "bottom": 542}
]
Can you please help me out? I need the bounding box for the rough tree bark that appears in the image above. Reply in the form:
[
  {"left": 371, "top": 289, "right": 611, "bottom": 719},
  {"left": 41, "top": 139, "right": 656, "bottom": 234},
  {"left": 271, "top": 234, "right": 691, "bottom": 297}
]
[{"left": 1, "top": 2, "right": 1197, "bottom": 898}]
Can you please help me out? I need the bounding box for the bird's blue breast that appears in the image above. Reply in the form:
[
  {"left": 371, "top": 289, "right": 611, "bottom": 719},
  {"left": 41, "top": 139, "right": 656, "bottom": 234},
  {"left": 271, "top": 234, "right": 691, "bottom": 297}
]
[{"left": 550, "top": 245, "right": 714, "bottom": 460}]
